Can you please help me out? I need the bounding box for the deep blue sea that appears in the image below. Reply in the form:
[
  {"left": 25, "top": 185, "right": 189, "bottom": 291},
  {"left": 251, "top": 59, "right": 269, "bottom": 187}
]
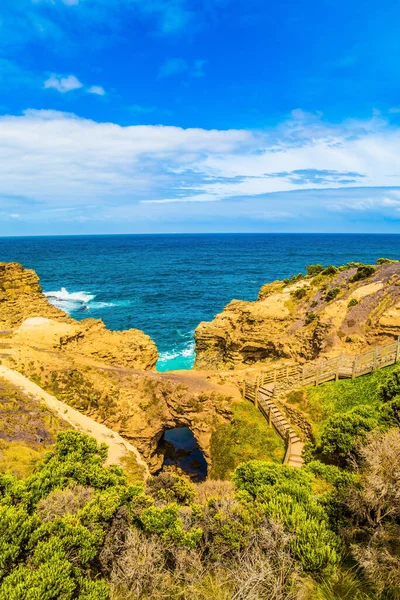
[{"left": 0, "top": 234, "right": 399, "bottom": 371}]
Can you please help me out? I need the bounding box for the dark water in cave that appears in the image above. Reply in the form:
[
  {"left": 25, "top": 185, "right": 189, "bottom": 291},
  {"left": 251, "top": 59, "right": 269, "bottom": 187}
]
[{"left": 160, "top": 427, "right": 208, "bottom": 482}]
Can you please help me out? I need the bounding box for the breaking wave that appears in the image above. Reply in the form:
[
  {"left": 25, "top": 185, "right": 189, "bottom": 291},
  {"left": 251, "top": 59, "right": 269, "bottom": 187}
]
[
  {"left": 157, "top": 340, "right": 195, "bottom": 371},
  {"left": 44, "top": 287, "right": 129, "bottom": 314}
]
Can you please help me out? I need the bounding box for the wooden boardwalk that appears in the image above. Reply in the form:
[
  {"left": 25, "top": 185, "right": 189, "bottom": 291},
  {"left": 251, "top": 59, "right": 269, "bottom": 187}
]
[{"left": 244, "top": 337, "right": 400, "bottom": 468}]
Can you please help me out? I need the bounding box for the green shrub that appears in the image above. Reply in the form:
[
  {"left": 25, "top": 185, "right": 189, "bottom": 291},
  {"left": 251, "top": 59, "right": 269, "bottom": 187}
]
[
  {"left": 146, "top": 472, "right": 195, "bottom": 505},
  {"left": 321, "top": 265, "right": 338, "bottom": 276},
  {"left": 233, "top": 462, "right": 340, "bottom": 572},
  {"left": 325, "top": 288, "right": 340, "bottom": 301},
  {"left": 283, "top": 272, "right": 304, "bottom": 285},
  {"left": 318, "top": 406, "right": 380, "bottom": 463},
  {"left": 349, "top": 265, "right": 375, "bottom": 283},
  {"left": 378, "top": 368, "right": 400, "bottom": 401},
  {"left": 291, "top": 287, "right": 307, "bottom": 300},
  {"left": 305, "top": 312, "right": 318, "bottom": 325},
  {"left": 306, "top": 264, "right": 324, "bottom": 276},
  {"left": 376, "top": 257, "right": 398, "bottom": 264},
  {"left": 347, "top": 298, "right": 358, "bottom": 307}
]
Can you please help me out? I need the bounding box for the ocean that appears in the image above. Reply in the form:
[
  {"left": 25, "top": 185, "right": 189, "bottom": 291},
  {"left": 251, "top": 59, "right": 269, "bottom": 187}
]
[{"left": 1, "top": 234, "right": 399, "bottom": 371}]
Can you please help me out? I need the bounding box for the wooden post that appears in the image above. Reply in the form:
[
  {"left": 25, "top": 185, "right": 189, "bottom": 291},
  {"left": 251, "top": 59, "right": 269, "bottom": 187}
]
[
  {"left": 396, "top": 337, "right": 400, "bottom": 363},
  {"left": 268, "top": 406, "right": 272, "bottom": 426},
  {"left": 352, "top": 355, "right": 358, "bottom": 379},
  {"left": 255, "top": 376, "right": 259, "bottom": 409},
  {"left": 373, "top": 348, "right": 378, "bottom": 371},
  {"left": 335, "top": 355, "right": 341, "bottom": 381}
]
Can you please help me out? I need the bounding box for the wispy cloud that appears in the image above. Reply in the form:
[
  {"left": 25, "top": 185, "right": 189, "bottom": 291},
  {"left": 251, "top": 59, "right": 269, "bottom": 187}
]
[
  {"left": 0, "top": 109, "right": 400, "bottom": 231},
  {"left": 44, "top": 74, "right": 106, "bottom": 95},
  {"left": 87, "top": 85, "right": 106, "bottom": 96}
]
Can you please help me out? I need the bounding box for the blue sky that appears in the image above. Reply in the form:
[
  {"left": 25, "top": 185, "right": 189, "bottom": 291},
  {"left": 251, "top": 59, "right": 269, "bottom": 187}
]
[{"left": 1, "top": 0, "right": 400, "bottom": 234}]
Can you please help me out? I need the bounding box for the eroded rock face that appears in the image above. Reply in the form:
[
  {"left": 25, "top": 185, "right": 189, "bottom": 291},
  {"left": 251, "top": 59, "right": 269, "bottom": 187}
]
[
  {"left": 0, "top": 262, "right": 67, "bottom": 329},
  {"left": 0, "top": 262, "right": 158, "bottom": 371},
  {"left": 0, "top": 262, "right": 238, "bottom": 473},
  {"left": 194, "top": 263, "right": 400, "bottom": 370}
]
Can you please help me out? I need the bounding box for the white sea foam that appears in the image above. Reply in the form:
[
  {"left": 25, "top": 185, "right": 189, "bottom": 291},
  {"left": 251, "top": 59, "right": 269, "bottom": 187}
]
[
  {"left": 45, "top": 287, "right": 131, "bottom": 314},
  {"left": 45, "top": 287, "right": 95, "bottom": 313},
  {"left": 158, "top": 341, "right": 195, "bottom": 367},
  {"left": 45, "top": 287, "right": 95, "bottom": 304}
]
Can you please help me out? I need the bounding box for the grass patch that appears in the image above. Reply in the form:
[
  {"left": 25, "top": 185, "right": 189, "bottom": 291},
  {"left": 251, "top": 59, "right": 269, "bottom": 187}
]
[
  {"left": 0, "top": 440, "right": 49, "bottom": 478},
  {"left": 287, "top": 364, "right": 398, "bottom": 439},
  {"left": 210, "top": 401, "right": 285, "bottom": 479},
  {"left": 120, "top": 452, "right": 147, "bottom": 483}
]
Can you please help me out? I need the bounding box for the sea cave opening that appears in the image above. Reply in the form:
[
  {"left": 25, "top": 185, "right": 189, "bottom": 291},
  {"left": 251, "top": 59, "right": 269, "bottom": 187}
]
[{"left": 158, "top": 427, "right": 208, "bottom": 482}]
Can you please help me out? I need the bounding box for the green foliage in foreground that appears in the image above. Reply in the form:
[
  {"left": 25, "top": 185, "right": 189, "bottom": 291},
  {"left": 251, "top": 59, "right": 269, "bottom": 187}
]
[
  {"left": 0, "top": 430, "right": 347, "bottom": 599},
  {"left": 210, "top": 401, "right": 285, "bottom": 479}
]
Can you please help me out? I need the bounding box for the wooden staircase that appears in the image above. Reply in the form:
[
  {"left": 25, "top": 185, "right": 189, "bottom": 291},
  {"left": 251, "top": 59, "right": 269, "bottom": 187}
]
[
  {"left": 244, "top": 337, "right": 400, "bottom": 469},
  {"left": 256, "top": 385, "right": 304, "bottom": 467}
]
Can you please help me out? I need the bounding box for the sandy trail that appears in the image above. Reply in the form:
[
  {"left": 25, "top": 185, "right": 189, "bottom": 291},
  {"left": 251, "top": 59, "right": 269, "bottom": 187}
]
[{"left": 0, "top": 365, "right": 150, "bottom": 479}]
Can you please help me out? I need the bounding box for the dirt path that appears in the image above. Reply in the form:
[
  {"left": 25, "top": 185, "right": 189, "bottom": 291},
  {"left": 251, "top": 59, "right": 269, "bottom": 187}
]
[{"left": 0, "top": 365, "right": 150, "bottom": 479}]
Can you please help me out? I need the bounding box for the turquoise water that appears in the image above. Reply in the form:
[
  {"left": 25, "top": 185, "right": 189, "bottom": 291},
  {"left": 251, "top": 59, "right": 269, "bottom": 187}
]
[{"left": 0, "top": 234, "right": 399, "bottom": 371}]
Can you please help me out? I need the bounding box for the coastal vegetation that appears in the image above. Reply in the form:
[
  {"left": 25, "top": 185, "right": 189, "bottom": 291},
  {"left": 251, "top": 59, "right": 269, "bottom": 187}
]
[
  {"left": 1, "top": 259, "right": 400, "bottom": 598},
  {"left": 1, "top": 423, "right": 399, "bottom": 599}
]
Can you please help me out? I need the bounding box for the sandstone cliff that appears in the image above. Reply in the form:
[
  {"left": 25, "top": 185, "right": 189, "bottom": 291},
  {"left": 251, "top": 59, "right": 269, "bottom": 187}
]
[
  {"left": 0, "top": 262, "right": 67, "bottom": 328},
  {"left": 194, "top": 261, "right": 400, "bottom": 370},
  {"left": 0, "top": 262, "right": 241, "bottom": 474},
  {"left": 0, "top": 262, "right": 158, "bottom": 371}
]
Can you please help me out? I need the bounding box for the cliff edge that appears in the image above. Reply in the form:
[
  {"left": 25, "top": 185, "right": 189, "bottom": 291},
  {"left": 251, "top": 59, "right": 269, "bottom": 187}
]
[
  {"left": 0, "top": 262, "right": 158, "bottom": 370},
  {"left": 194, "top": 260, "right": 400, "bottom": 370}
]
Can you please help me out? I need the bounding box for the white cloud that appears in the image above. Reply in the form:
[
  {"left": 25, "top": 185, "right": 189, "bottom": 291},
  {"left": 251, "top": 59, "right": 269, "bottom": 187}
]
[
  {"left": 44, "top": 74, "right": 83, "bottom": 93},
  {"left": 0, "top": 109, "right": 400, "bottom": 229},
  {"left": 43, "top": 74, "right": 106, "bottom": 96},
  {"left": 87, "top": 85, "right": 106, "bottom": 96}
]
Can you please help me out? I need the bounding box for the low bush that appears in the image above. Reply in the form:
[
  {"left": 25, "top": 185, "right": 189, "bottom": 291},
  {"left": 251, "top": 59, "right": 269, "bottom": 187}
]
[
  {"left": 321, "top": 265, "right": 338, "bottom": 276},
  {"left": 347, "top": 298, "right": 358, "bottom": 307},
  {"left": 283, "top": 273, "right": 304, "bottom": 285},
  {"left": 376, "top": 257, "right": 398, "bottom": 264},
  {"left": 325, "top": 288, "right": 340, "bottom": 301},
  {"left": 318, "top": 405, "right": 380, "bottom": 464},
  {"left": 291, "top": 287, "right": 307, "bottom": 300},
  {"left": 305, "top": 312, "right": 318, "bottom": 325},
  {"left": 306, "top": 264, "right": 324, "bottom": 276},
  {"left": 349, "top": 265, "right": 375, "bottom": 283}
]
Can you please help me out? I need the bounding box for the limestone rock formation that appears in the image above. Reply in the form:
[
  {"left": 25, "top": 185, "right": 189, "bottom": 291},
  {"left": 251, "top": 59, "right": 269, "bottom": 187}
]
[
  {"left": 0, "top": 262, "right": 67, "bottom": 329},
  {"left": 0, "top": 262, "right": 158, "bottom": 371},
  {"left": 194, "top": 262, "right": 400, "bottom": 370},
  {"left": 0, "top": 262, "right": 239, "bottom": 475}
]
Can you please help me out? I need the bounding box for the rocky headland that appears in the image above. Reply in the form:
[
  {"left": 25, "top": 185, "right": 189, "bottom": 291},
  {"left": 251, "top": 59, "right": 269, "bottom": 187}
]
[
  {"left": 194, "top": 260, "right": 400, "bottom": 370},
  {"left": 2, "top": 258, "right": 400, "bottom": 479},
  {"left": 0, "top": 262, "right": 242, "bottom": 475}
]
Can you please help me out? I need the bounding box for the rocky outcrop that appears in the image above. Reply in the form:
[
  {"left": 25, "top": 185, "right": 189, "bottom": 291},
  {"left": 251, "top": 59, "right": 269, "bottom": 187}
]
[
  {"left": 0, "top": 262, "right": 67, "bottom": 329},
  {"left": 0, "top": 262, "right": 158, "bottom": 371},
  {"left": 194, "top": 262, "right": 400, "bottom": 370},
  {"left": 0, "top": 262, "right": 243, "bottom": 476}
]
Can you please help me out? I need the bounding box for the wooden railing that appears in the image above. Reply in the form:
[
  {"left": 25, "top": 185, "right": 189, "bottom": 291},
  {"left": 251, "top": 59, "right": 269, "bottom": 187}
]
[
  {"left": 243, "top": 337, "right": 400, "bottom": 468},
  {"left": 245, "top": 337, "right": 400, "bottom": 402}
]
